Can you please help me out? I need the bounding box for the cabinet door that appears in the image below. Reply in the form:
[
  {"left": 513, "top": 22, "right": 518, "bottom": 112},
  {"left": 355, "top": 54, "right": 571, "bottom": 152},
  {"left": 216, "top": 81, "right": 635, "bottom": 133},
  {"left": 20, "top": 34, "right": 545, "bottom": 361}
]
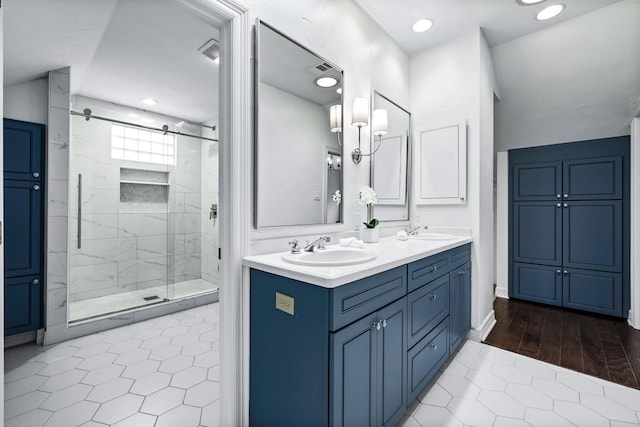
[
  {"left": 513, "top": 162, "right": 562, "bottom": 201},
  {"left": 563, "top": 268, "right": 622, "bottom": 316},
  {"left": 449, "top": 262, "right": 471, "bottom": 353},
  {"left": 4, "top": 275, "right": 42, "bottom": 335},
  {"left": 512, "top": 263, "right": 562, "bottom": 306},
  {"left": 563, "top": 156, "right": 622, "bottom": 200},
  {"left": 4, "top": 180, "right": 43, "bottom": 278},
  {"left": 377, "top": 298, "right": 407, "bottom": 427},
  {"left": 513, "top": 202, "right": 562, "bottom": 266},
  {"left": 562, "top": 200, "right": 622, "bottom": 272},
  {"left": 3, "top": 119, "right": 44, "bottom": 182},
  {"left": 331, "top": 312, "right": 377, "bottom": 427}
]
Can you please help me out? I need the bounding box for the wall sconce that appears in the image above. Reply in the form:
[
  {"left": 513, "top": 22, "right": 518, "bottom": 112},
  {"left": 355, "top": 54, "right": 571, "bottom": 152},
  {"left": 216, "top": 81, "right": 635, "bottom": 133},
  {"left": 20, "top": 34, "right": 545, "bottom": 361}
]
[
  {"left": 329, "top": 104, "right": 342, "bottom": 146},
  {"left": 351, "top": 98, "right": 388, "bottom": 164},
  {"left": 351, "top": 98, "right": 369, "bottom": 163}
]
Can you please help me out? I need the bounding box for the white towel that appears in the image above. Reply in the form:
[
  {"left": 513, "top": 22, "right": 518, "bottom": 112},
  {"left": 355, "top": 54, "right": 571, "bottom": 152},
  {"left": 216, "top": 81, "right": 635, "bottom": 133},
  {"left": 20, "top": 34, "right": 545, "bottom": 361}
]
[
  {"left": 396, "top": 230, "right": 408, "bottom": 241},
  {"left": 339, "top": 237, "right": 365, "bottom": 248}
]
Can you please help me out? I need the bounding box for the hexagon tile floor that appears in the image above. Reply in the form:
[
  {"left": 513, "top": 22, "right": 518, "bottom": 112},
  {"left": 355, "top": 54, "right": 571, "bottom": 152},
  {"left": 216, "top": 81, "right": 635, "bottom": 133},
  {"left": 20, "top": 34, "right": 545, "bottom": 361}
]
[
  {"left": 4, "top": 303, "right": 220, "bottom": 427},
  {"left": 398, "top": 339, "right": 640, "bottom": 427},
  {"left": 6, "top": 302, "right": 640, "bottom": 427}
]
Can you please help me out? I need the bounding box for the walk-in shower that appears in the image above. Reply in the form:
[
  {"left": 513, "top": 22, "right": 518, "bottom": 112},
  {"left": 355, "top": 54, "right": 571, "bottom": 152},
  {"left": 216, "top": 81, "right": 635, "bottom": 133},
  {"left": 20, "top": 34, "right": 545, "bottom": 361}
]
[{"left": 67, "top": 96, "right": 219, "bottom": 322}]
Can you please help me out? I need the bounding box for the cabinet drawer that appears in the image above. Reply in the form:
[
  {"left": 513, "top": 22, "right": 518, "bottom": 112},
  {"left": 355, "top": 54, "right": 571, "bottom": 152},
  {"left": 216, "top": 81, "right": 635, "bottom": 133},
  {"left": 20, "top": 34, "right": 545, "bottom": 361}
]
[
  {"left": 407, "top": 319, "right": 449, "bottom": 403},
  {"left": 408, "top": 253, "right": 449, "bottom": 292},
  {"left": 449, "top": 244, "right": 471, "bottom": 268},
  {"left": 407, "top": 275, "right": 449, "bottom": 348},
  {"left": 330, "top": 266, "right": 407, "bottom": 331}
]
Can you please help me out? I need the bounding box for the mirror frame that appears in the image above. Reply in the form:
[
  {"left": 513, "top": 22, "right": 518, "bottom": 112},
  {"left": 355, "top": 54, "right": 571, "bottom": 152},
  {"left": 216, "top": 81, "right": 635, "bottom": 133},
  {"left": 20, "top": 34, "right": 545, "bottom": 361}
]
[
  {"left": 370, "top": 91, "right": 411, "bottom": 223},
  {"left": 253, "top": 19, "right": 344, "bottom": 230}
]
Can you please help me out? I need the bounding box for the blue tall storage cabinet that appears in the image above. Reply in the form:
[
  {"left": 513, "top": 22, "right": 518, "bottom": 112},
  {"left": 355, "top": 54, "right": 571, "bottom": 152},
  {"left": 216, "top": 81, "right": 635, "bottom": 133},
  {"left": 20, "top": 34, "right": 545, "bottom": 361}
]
[
  {"left": 509, "top": 137, "right": 630, "bottom": 317},
  {"left": 3, "top": 119, "right": 45, "bottom": 335}
]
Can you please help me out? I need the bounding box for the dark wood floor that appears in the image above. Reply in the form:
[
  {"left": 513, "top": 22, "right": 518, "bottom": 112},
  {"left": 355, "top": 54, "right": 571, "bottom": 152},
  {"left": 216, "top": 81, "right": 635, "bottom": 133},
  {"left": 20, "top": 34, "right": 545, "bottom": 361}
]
[{"left": 484, "top": 298, "right": 640, "bottom": 389}]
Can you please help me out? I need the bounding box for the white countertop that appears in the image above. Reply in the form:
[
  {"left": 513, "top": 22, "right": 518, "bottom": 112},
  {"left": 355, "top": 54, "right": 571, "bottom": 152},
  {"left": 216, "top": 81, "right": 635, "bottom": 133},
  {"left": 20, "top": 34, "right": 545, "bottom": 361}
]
[{"left": 243, "top": 235, "right": 473, "bottom": 288}]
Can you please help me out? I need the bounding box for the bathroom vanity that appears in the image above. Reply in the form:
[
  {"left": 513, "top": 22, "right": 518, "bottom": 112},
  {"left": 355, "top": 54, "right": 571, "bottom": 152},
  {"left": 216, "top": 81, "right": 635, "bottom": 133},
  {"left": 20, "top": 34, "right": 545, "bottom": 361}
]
[{"left": 244, "top": 237, "right": 472, "bottom": 427}]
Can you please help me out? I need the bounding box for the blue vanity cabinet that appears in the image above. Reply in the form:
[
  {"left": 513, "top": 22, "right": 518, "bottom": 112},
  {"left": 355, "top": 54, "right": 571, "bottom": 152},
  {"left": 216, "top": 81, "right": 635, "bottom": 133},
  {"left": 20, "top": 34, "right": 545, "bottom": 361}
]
[
  {"left": 249, "top": 243, "right": 472, "bottom": 427},
  {"left": 331, "top": 297, "right": 407, "bottom": 427},
  {"left": 449, "top": 262, "right": 471, "bottom": 353}
]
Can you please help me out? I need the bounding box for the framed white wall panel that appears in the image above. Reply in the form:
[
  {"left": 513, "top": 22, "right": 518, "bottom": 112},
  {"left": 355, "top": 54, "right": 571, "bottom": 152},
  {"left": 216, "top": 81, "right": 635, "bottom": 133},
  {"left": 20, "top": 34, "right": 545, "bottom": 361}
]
[
  {"left": 372, "top": 132, "right": 407, "bottom": 205},
  {"left": 415, "top": 120, "right": 466, "bottom": 205}
]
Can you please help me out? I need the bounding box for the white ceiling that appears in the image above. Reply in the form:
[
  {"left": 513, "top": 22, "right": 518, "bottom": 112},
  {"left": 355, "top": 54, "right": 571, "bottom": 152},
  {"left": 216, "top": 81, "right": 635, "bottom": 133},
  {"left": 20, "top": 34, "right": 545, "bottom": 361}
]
[
  {"left": 3, "top": 0, "right": 220, "bottom": 124},
  {"left": 3, "top": 0, "right": 624, "bottom": 124},
  {"left": 353, "top": 0, "right": 623, "bottom": 54}
]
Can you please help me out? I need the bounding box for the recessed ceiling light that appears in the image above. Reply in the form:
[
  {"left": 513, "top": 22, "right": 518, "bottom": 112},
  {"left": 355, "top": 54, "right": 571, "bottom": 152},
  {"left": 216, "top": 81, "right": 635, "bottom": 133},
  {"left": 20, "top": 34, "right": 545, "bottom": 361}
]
[
  {"left": 336, "top": 88, "right": 342, "bottom": 94},
  {"left": 141, "top": 98, "right": 157, "bottom": 106},
  {"left": 412, "top": 19, "right": 434, "bottom": 33},
  {"left": 536, "top": 4, "right": 565, "bottom": 20},
  {"left": 315, "top": 76, "right": 338, "bottom": 88},
  {"left": 516, "top": 0, "right": 546, "bottom": 5}
]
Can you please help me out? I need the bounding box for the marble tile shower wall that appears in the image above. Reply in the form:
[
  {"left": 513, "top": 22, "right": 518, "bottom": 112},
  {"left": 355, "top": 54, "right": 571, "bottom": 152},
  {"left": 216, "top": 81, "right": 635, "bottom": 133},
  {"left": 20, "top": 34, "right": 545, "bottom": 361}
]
[{"left": 68, "top": 101, "right": 203, "bottom": 303}]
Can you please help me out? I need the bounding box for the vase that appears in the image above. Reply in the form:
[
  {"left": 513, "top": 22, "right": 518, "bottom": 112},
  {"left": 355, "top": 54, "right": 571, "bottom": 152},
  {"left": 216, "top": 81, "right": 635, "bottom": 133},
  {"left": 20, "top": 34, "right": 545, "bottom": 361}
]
[{"left": 361, "top": 227, "right": 379, "bottom": 243}]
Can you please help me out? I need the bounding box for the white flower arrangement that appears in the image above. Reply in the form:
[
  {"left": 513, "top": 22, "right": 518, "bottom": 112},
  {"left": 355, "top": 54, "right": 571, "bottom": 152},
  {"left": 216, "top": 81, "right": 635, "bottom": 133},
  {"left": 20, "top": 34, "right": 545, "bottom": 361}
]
[
  {"left": 332, "top": 189, "right": 341, "bottom": 205},
  {"left": 358, "top": 186, "right": 379, "bottom": 228}
]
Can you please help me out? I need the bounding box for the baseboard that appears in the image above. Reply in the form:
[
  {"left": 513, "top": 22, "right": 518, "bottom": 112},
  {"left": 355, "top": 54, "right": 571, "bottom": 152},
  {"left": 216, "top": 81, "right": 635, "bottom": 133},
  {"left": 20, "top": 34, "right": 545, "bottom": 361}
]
[
  {"left": 495, "top": 286, "right": 509, "bottom": 299},
  {"left": 467, "top": 309, "right": 497, "bottom": 342},
  {"left": 5, "top": 330, "right": 37, "bottom": 348}
]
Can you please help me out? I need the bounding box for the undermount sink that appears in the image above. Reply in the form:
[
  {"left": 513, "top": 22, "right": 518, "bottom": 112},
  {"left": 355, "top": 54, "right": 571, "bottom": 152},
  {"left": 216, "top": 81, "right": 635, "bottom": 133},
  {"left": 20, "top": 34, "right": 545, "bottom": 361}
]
[
  {"left": 282, "top": 247, "right": 377, "bottom": 267},
  {"left": 410, "top": 233, "right": 458, "bottom": 241}
]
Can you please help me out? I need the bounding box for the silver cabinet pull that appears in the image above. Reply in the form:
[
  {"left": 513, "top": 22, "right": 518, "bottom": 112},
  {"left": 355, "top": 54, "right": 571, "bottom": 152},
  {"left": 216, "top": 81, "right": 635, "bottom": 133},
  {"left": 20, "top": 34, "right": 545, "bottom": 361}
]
[
  {"left": 77, "top": 174, "right": 82, "bottom": 249},
  {"left": 430, "top": 343, "right": 438, "bottom": 350},
  {"left": 33, "top": 172, "right": 40, "bottom": 178},
  {"left": 382, "top": 319, "right": 387, "bottom": 328},
  {"left": 373, "top": 321, "right": 382, "bottom": 331},
  {"left": 557, "top": 203, "right": 561, "bottom": 208},
  {"left": 556, "top": 194, "right": 561, "bottom": 199},
  {"left": 430, "top": 293, "right": 437, "bottom": 301},
  {"left": 564, "top": 270, "right": 569, "bottom": 275},
  {"left": 556, "top": 270, "right": 561, "bottom": 274},
  {"left": 32, "top": 278, "right": 40, "bottom": 285},
  {"left": 33, "top": 184, "right": 40, "bottom": 191},
  {"left": 564, "top": 194, "right": 569, "bottom": 199},
  {"left": 564, "top": 203, "right": 568, "bottom": 208}
]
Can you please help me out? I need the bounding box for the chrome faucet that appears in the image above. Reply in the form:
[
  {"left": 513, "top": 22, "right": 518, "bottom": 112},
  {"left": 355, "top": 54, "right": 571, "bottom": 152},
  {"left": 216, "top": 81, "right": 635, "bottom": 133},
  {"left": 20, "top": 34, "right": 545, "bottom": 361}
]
[
  {"left": 407, "top": 225, "right": 428, "bottom": 236},
  {"left": 304, "top": 236, "right": 331, "bottom": 252}
]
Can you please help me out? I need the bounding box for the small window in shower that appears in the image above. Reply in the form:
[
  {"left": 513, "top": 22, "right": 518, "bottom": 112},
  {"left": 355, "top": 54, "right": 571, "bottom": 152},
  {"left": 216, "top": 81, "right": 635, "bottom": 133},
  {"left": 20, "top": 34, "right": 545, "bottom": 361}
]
[{"left": 111, "top": 124, "right": 176, "bottom": 165}]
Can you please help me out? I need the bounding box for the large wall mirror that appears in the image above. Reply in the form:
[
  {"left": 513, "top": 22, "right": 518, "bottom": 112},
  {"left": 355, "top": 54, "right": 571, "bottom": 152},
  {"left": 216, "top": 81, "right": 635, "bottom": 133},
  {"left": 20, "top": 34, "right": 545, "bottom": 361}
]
[
  {"left": 254, "top": 20, "right": 344, "bottom": 228},
  {"left": 370, "top": 91, "right": 410, "bottom": 222}
]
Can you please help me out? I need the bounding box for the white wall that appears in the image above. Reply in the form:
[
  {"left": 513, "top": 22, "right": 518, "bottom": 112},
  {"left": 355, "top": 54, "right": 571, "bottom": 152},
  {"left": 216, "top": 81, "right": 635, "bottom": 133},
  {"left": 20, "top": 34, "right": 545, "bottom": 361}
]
[
  {"left": 247, "top": 0, "right": 410, "bottom": 252},
  {"left": 493, "top": 0, "right": 640, "bottom": 152},
  {"left": 3, "top": 77, "right": 48, "bottom": 124},
  {"left": 410, "top": 29, "right": 497, "bottom": 338}
]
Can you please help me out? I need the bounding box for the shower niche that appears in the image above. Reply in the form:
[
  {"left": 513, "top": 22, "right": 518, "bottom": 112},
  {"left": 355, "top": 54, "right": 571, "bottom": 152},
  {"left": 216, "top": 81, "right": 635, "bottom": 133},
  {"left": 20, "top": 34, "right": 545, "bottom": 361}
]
[{"left": 119, "top": 168, "right": 170, "bottom": 213}]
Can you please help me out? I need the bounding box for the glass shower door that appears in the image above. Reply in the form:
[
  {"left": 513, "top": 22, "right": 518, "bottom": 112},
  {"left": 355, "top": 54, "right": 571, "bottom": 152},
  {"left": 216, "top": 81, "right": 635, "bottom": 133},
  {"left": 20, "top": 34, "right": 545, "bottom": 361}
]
[{"left": 68, "top": 102, "right": 171, "bottom": 322}]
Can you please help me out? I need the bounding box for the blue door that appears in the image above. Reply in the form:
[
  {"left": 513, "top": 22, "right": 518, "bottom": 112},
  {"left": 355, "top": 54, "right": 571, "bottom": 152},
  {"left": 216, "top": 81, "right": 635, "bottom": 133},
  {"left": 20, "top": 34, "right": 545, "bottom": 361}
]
[
  {"left": 3, "top": 118, "right": 45, "bottom": 336},
  {"left": 563, "top": 156, "right": 622, "bottom": 200},
  {"left": 513, "top": 162, "right": 562, "bottom": 201}
]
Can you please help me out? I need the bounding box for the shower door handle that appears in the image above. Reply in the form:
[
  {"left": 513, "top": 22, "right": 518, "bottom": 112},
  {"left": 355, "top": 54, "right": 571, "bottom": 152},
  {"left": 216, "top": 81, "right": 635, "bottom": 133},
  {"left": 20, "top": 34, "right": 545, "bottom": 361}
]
[{"left": 77, "top": 173, "right": 82, "bottom": 249}]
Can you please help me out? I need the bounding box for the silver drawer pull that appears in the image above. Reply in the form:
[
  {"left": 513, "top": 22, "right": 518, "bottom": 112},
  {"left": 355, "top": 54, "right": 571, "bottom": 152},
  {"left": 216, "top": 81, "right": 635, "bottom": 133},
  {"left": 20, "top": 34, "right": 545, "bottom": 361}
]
[
  {"left": 32, "top": 279, "right": 40, "bottom": 285},
  {"left": 33, "top": 172, "right": 40, "bottom": 178},
  {"left": 382, "top": 319, "right": 387, "bottom": 328},
  {"left": 430, "top": 343, "right": 438, "bottom": 351},
  {"left": 33, "top": 184, "right": 40, "bottom": 191},
  {"left": 430, "top": 294, "right": 437, "bottom": 301}
]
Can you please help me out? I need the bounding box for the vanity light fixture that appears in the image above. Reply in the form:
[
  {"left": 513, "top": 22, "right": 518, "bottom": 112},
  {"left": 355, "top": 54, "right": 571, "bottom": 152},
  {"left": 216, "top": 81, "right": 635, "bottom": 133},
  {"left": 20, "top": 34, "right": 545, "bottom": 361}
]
[
  {"left": 315, "top": 76, "right": 338, "bottom": 88},
  {"left": 329, "top": 104, "right": 342, "bottom": 146},
  {"left": 412, "top": 19, "right": 433, "bottom": 33},
  {"left": 536, "top": 3, "right": 564, "bottom": 20},
  {"left": 351, "top": 98, "right": 388, "bottom": 164}
]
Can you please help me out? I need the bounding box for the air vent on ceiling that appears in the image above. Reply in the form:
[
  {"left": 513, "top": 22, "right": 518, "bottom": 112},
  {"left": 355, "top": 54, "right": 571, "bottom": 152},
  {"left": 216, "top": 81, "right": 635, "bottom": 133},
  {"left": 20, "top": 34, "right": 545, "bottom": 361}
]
[
  {"left": 307, "top": 61, "right": 334, "bottom": 76},
  {"left": 198, "top": 38, "right": 220, "bottom": 62}
]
